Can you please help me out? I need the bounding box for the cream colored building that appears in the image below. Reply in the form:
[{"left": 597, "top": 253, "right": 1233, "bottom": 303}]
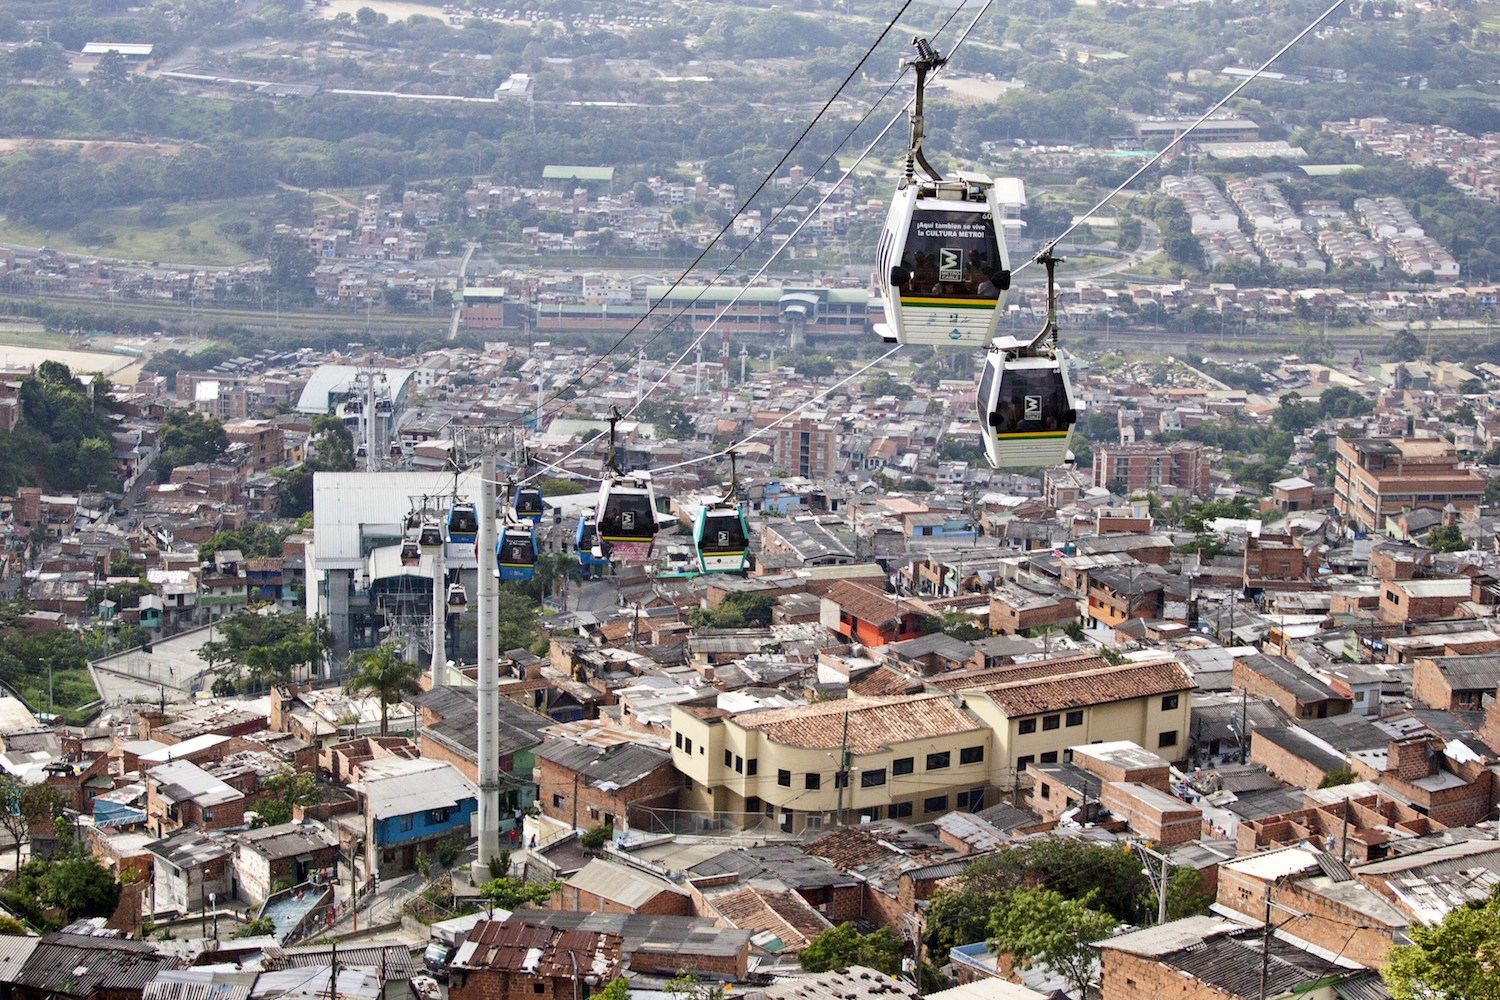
[
  {"left": 670, "top": 694, "right": 993, "bottom": 834},
  {"left": 956, "top": 657, "right": 1194, "bottom": 788}
]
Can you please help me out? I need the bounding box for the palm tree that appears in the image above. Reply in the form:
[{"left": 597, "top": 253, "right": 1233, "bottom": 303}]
[{"left": 345, "top": 641, "right": 422, "bottom": 736}]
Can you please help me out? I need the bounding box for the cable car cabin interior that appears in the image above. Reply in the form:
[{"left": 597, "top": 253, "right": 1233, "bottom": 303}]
[
  {"left": 400, "top": 539, "right": 420, "bottom": 567},
  {"left": 446, "top": 504, "right": 479, "bottom": 543},
  {"left": 418, "top": 520, "right": 444, "bottom": 548},
  {"left": 445, "top": 583, "right": 468, "bottom": 610},
  {"left": 977, "top": 349, "right": 1076, "bottom": 469},
  {"left": 874, "top": 173, "right": 1013, "bottom": 349},
  {"left": 595, "top": 476, "right": 657, "bottom": 561},
  {"left": 514, "top": 487, "right": 544, "bottom": 521},
  {"left": 497, "top": 525, "right": 537, "bottom": 582},
  {"left": 694, "top": 505, "right": 750, "bottom": 573}
]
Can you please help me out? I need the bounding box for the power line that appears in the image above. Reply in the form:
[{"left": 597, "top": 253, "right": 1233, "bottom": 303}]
[{"left": 528, "top": 0, "right": 925, "bottom": 419}]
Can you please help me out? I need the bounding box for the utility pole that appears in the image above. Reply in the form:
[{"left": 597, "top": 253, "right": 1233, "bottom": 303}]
[
  {"left": 477, "top": 442, "right": 501, "bottom": 870},
  {"left": 429, "top": 497, "right": 446, "bottom": 690},
  {"left": 1138, "top": 844, "right": 1173, "bottom": 925},
  {"left": 833, "top": 711, "right": 850, "bottom": 826}
]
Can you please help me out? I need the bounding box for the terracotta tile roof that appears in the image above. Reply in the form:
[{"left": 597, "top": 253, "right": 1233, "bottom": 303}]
[
  {"left": 803, "top": 825, "right": 951, "bottom": 890},
  {"left": 848, "top": 665, "right": 923, "bottom": 698},
  {"left": 823, "top": 580, "right": 930, "bottom": 628},
  {"left": 961, "top": 658, "right": 1193, "bottom": 716},
  {"left": 926, "top": 653, "right": 1111, "bottom": 692},
  {"left": 735, "top": 694, "right": 980, "bottom": 755},
  {"left": 709, "top": 886, "right": 830, "bottom": 952}
]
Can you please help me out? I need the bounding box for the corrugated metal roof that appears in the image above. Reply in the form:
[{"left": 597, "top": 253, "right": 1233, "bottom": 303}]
[
  {"left": 353, "top": 757, "right": 476, "bottom": 821},
  {"left": 17, "top": 935, "right": 169, "bottom": 996},
  {"left": 566, "top": 858, "right": 688, "bottom": 909}
]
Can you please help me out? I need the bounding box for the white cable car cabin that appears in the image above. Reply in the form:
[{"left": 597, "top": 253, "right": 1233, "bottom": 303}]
[
  {"left": 875, "top": 173, "right": 1013, "bottom": 349},
  {"left": 977, "top": 251, "right": 1077, "bottom": 469},
  {"left": 418, "top": 520, "right": 444, "bottom": 549},
  {"left": 872, "top": 38, "right": 1016, "bottom": 349},
  {"left": 446, "top": 583, "right": 468, "bottom": 611},
  {"left": 595, "top": 473, "right": 657, "bottom": 562},
  {"left": 399, "top": 539, "right": 420, "bottom": 567},
  {"left": 694, "top": 504, "right": 750, "bottom": 574}
]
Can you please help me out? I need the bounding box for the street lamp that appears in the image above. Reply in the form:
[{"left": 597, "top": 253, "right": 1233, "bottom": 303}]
[{"left": 208, "top": 892, "right": 217, "bottom": 940}]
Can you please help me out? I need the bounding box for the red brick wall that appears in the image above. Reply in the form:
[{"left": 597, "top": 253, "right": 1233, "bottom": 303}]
[
  {"left": 451, "top": 969, "right": 592, "bottom": 1000},
  {"left": 1248, "top": 732, "right": 1333, "bottom": 789},
  {"left": 1100, "top": 948, "right": 1237, "bottom": 1000},
  {"left": 552, "top": 884, "right": 693, "bottom": 916},
  {"left": 1098, "top": 784, "right": 1199, "bottom": 846},
  {"left": 1411, "top": 659, "right": 1455, "bottom": 711},
  {"left": 535, "top": 756, "right": 679, "bottom": 828}
]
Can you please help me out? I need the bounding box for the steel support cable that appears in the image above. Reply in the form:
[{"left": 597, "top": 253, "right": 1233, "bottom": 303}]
[{"left": 1016, "top": 0, "right": 1351, "bottom": 275}]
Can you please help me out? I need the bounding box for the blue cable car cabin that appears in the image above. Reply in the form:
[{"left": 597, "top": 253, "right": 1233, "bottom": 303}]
[
  {"left": 575, "top": 514, "right": 610, "bottom": 576},
  {"left": 497, "top": 524, "right": 537, "bottom": 582},
  {"left": 514, "top": 486, "right": 544, "bottom": 522},
  {"left": 693, "top": 504, "right": 750, "bottom": 573},
  {"left": 446, "top": 503, "right": 479, "bottom": 544}
]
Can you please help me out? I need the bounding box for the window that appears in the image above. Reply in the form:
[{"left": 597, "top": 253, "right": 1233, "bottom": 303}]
[
  {"left": 735, "top": 755, "right": 743, "bottom": 774},
  {"left": 1066, "top": 710, "right": 1083, "bottom": 727},
  {"left": 1354, "top": 691, "right": 1365, "bottom": 702},
  {"left": 1018, "top": 718, "right": 1037, "bottom": 735},
  {"left": 890, "top": 801, "right": 913, "bottom": 819},
  {"left": 746, "top": 796, "right": 761, "bottom": 813},
  {"left": 926, "top": 751, "right": 950, "bottom": 770},
  {"left": 724, "top": 749, "right": 733, "bottom": 767},
  {"left": 765, "top": 803, "right": 775, "bottom": 817},
  {"left": 552, "top": 794, "right": 564, "bottom": 808},
  {"left": 858, "top": 806, "right": 882, "bottom": 822},
  {"left": 1017, "top": 754, "right": 1035, "bottom": 769},
  {"left": 203, "top": 810, "right": 214, "bottom": 823},
  {"left": 861, "top": 768, "right": 887, "bottom": 788},
  {"left": 1043, "top": 715, "right": 1060, "bottom": 731},
  {"left": 960, "top": 746, "right": 985, "bottom": 765},
  {"left": 1158, "top": 730, "right": 1179, "bottom": 748},
  {"left": 747, "top": 758, "right": 758, "bottom": 776},
  {"left": 834, "top": 771, "right": 849, "bottom": 789},
  {"left": 399, "top": 815, "right": 414, "bottom": 832},
  {"left": 893, "top": 757, "right": 914, "bottom": 776},
  {"left": 684, "top": 737, "right": 693, "bottom": 754},
  {"left": 955, "top": 791, "right": 969, "bottom": 809},
  {"left": 1041, "top": 751, "right": 1059, "bottom": 763},
  {"left": 533, "top": 985, "right": 545, "bottom": 995},
  {"left": 1161, "top": 694, "right": 1180, "bottom": 711},
  {"left": 805, "top": 814, "right": 824, "bottom": 830},
  {"left": 684, "top": 776, "right": 692, "bottom": 791},
  {"left": 1041, "top": 783, "right": 1051, "bottom": 799},
  {"left": 675, "top": 732, "right": 683, "bottom": 749},
  {"left": 805, "top": 773, "right": 821, "bottom": 790},
  {"left": 778, "top": 769, "right": 791, "bottom": 787},
  {"left": 924, "top": 795, "right": 949, "bottom": 813}
]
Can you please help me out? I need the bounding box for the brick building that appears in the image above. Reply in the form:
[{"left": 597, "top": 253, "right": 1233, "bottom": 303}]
[
  {"left": 988, "top": 582, "right": 1078, "bottom": 635},
  {"left": 1333, "top": 436, "right": 1485, "bottom": 532},
  {"left": 553, "top": 858, "right": 693, "bottom": 916},
  {"left": 1412, "top": 653, "right": 1500, "bottom": 711},
  {"left": 448, "top": 918, "right": 623, "bottom": 1000},
  {"left": 1233, "top": 653, "right": 1351, "bottom": 720},
  {"left": 1097, "top": 781, "right": 1202, "bottom": 846},
  {"left": 1378, "top": 577, "right": 1473, "bottom": 624},
  {"left": 534, "top": 738, "right": 677, "bottom": 830},
  {"left": 1092, "top": 440, "right": 1212, "bottom": 497}
]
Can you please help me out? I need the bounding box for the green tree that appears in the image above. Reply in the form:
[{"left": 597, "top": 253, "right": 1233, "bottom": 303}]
[
  {"left": 1385, "top": 886, "right": 1500, "bottom": 999},
  {"left": 1389, "top": 328, "right": 1424, "bottom": 361},
  {"left": 158, "top": 409, "right": 228, "bottom": 475},
  {"left": 1150, "top": 867, "right": 1214, "bottom": 923},
  {"left": 920, "top": 609, "right": 985, "bottom": 641},
  {"left": 594, "top": 980, "right": 630, "bottom": 1000},
  {"left": 0, "top": 774, "right": 29, "bottom": 870},
  {"left": 87, "top": 50, "right": 130, "bottom": 92},
  {"left": 251, "top": 767, "right": 323, "bottom": 828},
  {"left": 688, "top": 592, "right": 774, "bottom": 629},
  {"left": 1428, "top": 523, "right": 1470, "bottom": 553},
  {"left": 988, "top": 888, "right": 1117, "bottom": 997},
  {"left": 799, "top": 922, "right": 904, "bottom": 975},
  {"left": 345, "top": 641, "right": 422, "bottom": 736},
  {"left": 1319, "top": 767, "right": 1357, "bottom": 788},
  {"left": 478, "top": 877, "right": 561, "bottom": 910}
]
